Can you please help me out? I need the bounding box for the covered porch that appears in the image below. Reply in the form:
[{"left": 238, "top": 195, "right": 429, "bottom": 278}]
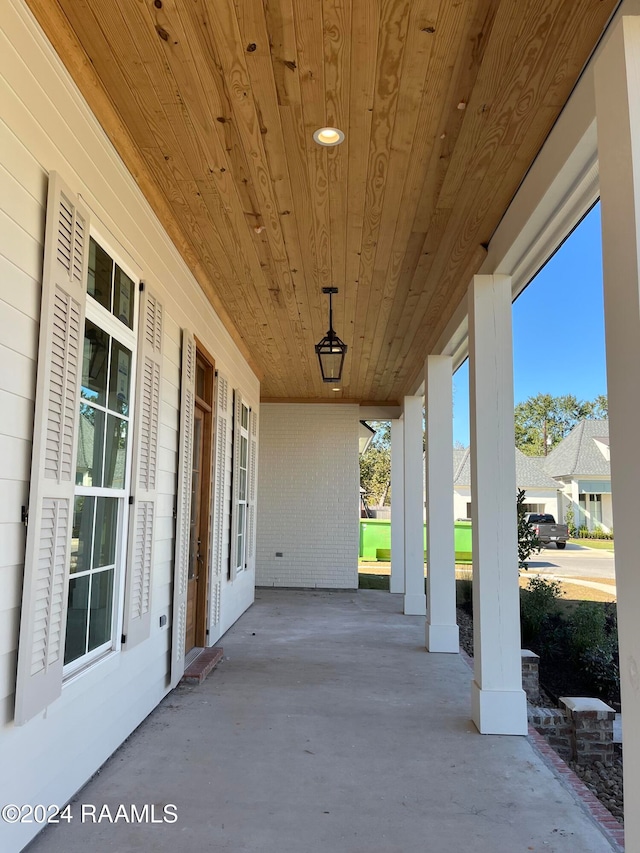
[
  {"left": 26, "top": 589, "right": 617, "bottom": 853},
  {"left": 3, "top": 0, "right": 640, "bottom": 849}
]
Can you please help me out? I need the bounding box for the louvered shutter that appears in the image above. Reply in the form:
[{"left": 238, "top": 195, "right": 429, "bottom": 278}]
[
  {"left": 14, "top": 173, "right": 89, "bottom": 725},
  {"left": 229, "top": 390, "right": 243, "bottom": 580},
  {"left": 246, "top": 410, "right": 258, "bottom": 573},
  {"left": 122, "top": 288, "right": 163, "bottom": 649},
  {"left": 208, "top": 372, "right": 229, "bottom": 639},
  {"left": 171, "top": 329, "right": 196, "bottom": 687}
]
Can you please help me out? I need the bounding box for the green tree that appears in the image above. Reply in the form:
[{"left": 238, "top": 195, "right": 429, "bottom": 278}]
[
  {"left": 592, "top": 394, "right": 608, "bottom": 419},
  {"left": 514, "top": 393, "right": 607, "bottom": 456},
  {"left": 359, "top": 421, "right": 391, "bottom": 506},
  {"left": 517, "top": 488, "right": 541, "bottom": 569}
]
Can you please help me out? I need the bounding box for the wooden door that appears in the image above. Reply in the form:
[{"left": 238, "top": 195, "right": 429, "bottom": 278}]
[
  {"left": 184, "top": 347, "right": 215, "bottom": 655},
  {"left": 185, "top": 404, "right": 204, "bottom": 653}
]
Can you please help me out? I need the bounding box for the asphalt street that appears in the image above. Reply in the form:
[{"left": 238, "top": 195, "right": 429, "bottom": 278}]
[{"left": 527, "top": 542, "right": 615, "bottom": 581}]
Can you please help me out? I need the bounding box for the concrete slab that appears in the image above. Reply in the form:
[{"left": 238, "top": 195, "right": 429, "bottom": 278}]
[{"left": 25, "top": 590, "right": 617, "bottom": 853}]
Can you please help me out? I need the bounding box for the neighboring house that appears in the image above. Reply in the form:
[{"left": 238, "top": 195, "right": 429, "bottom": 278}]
[
  {"left": 545, "top": 419, "right": 612, "bottom": 533},
  {"left": 452, "top": 448, "right": 560, "bottom": 520}
]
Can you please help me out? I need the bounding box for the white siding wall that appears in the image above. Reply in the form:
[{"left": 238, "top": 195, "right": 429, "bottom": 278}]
[
  {"left": 256, "top": 404, "right": 359, "bottom": 588},
  {"left": 0, "top": 2, "right": 258, "bottom": 849}
]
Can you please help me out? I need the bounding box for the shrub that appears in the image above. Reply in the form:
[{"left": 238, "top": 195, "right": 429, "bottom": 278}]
[
  {"left": 517, "top": 488, "right": 541, "bottom": 568},
  {"left": 535, "top": 611, "right": 571, "bottom": 659},
  {"left": 567, "top": 601, "right": 608, "bottom": 661},
  {"left": 456, "top": 568, "right": 473, "bottom": 611},
  {"left": 581, "top": 645, "right": 620, "bottom": 700},
  {"left": 520, "top": 576, "right": 562, "bottom": 644},
  {"left": 564, "top": 505, "right": 577, "bottom": 537}
]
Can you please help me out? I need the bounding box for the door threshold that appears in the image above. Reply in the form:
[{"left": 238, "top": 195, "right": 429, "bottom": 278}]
[{"left": 181, "top": 646, "right": 224, "bottom": 685}]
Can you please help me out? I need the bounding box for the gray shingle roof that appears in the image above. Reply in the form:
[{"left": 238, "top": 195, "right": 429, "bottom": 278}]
[
  {"left": 452, "top": 447, "right": 558, "bottom": 489},
  {"left": 544, "top": 419, "right": 610, "bottom": 478}
]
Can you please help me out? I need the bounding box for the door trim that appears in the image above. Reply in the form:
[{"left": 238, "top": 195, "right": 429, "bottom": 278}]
[{"left": 193, "top": 339, "right": 215, "bottom": 648}]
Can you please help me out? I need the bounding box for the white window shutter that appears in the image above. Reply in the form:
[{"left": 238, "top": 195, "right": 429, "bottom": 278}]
[
  {"left": 14, "top": 173, "right": 89, "bottom": 725},
  {"left": 246, "top": 410, "right": 258, "bottom": 572},
  {"left": 208, "top": 372, "right": 229, "bottom": 638},
  {"left": 122, "top": 288, "right": 163, "bottom": 649},
  {"left": 229, "top": 390, "right": 243, "bottom": 580},
  {"left": 171, "top": 329, "right": 196, "bottom": 687}
]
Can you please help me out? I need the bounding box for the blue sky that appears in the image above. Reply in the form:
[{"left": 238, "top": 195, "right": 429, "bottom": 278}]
[{"left": 452, "top": 203, "right": 607, "bottom": 447}]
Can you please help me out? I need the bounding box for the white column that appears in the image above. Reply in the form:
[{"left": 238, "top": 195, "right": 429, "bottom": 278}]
[
  {"left": 571, "top": 480, "right": 581, "bottom": 528},
  {"left": 425, "top": 356, "right": 459, "bottom": 652},
  {"left": 595, "top": 19, "right": 640, "bottom": 846},
  {"left": 403, "top": 396, "right": 426, "bottom": 615},
  {"left": 390, "top": 418, "right": 405, "bottom": 594},
  {"left": 468, "top": 274, "right": 527, "bottom": 735}
]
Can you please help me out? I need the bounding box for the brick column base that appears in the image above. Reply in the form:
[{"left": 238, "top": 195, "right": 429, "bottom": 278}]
[
  {"left": 559, "top": 697, "right": 616, "bottom": 765},
  {"left": 521, "top": 649, "right": 540, "bottom": 703}
]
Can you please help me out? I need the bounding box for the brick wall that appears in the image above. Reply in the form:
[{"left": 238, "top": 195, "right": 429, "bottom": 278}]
[
  {"left": 256, "top": 404, "right": 359, "bottom": 588},
  {"left": 528, "top": 707, "right": 573, "bottom": 761}
]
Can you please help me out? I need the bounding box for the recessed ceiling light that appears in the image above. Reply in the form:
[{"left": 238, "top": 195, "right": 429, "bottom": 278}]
[{"left": 313, "top": 127, "right": 345, "bottom": 146}]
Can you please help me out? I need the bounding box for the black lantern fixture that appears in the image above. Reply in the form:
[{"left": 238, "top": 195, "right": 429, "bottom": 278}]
[{"left": 315, "top": 287, "right": 348, "bottom": 383}]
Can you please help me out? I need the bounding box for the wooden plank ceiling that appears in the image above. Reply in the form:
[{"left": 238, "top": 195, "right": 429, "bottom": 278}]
[{"left": 27, "top": 0, "right": 617, "bottom": 403}]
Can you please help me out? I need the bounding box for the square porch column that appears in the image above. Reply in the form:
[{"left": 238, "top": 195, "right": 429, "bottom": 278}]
[
  {"left": 595, "top": 17, "right": 640, "bottom": 846},
  {"left": 468, "top": 274, "right": 527, "bottom": 735},
  {"left": 425, "top": 356, "right": 459, "bottom": 652},
  {"left": 403, "top": 396, "right": 426, "bottom": 615},
  {"left": 390, "top": 418, "right": 405, "bottom": 594}
]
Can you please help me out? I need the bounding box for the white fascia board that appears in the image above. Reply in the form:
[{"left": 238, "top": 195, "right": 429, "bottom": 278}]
[
  {"left": 359, "top": 406, "right": 402, "bottom": 420},
  {"left": 411, "top": 0, "right": 639, "bottom": 393}
]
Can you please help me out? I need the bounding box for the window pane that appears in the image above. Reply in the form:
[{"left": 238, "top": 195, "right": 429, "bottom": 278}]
[
  {"left": 88, "top": 569, "right": 114, "bottom": 652},
  {"left": 64, "top": 574, "right": 90, "bottom": 664},
  {"left": 114, "top": 266, "right": 134, "bottom": 329},
  {"left": 241, "top": 405, "right": 249, "bottom": 429},
  {"left": 71, "top": 496, "right": 94, "bottom": 574},
  {"left": 237, "top": 503, "right": 245, "bottom": 568},
  {"left": 108, "top": 340, "right": 132, "bottom": 416},
  {"left": 87, "top": 238, "right": 112, "bottom": 311},
  {"left": 196, "top": 363, "right": 205, "bottom": 400},
  {"left": 93, "top": 498, "right": 119, "bottom": 568},
  {"left": 76, "top": 405, "right": 105, "bottom": 487},
  {"left": 81, "top": 320, "right": 108, "bottom": 405},
  {"left": 104, "top": 415, "right": 128, "bottom": 489}
]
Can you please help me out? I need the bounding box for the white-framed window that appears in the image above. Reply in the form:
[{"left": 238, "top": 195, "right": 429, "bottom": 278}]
[
  {"left": 230, "top": 394, "right": 250, "bottom": 576},
  {"left": 522, "top": 503, "right": 545, "bottom": 514},
  {"left": 15, "top": 174, "right": 163, "bottom": 725},
  {"left": 64, "top": 236, "right": 138, "bottom": 672}
]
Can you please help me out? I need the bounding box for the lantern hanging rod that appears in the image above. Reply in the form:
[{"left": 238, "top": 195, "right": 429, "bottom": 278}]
[{"left": 322, "top": 286, "right": 338, "bottom": 335}]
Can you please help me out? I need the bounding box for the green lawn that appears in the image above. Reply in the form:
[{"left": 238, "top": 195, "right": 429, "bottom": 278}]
[{"left": 569, "top": 538, "right": 614, "bottom": 551}]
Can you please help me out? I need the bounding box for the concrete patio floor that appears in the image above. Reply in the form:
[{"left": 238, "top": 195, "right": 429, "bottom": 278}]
[{"left": 26, "top": 589, "right": 617, "bottom": 853}]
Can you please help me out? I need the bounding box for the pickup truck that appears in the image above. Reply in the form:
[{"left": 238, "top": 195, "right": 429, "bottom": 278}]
[{"left": 524, "top": 513, "right": 569, "bottom": 549}]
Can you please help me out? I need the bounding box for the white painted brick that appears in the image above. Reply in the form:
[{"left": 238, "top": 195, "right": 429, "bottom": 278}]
[{"left": 256, "top": 404, "right": 359, "bottom": 588}]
